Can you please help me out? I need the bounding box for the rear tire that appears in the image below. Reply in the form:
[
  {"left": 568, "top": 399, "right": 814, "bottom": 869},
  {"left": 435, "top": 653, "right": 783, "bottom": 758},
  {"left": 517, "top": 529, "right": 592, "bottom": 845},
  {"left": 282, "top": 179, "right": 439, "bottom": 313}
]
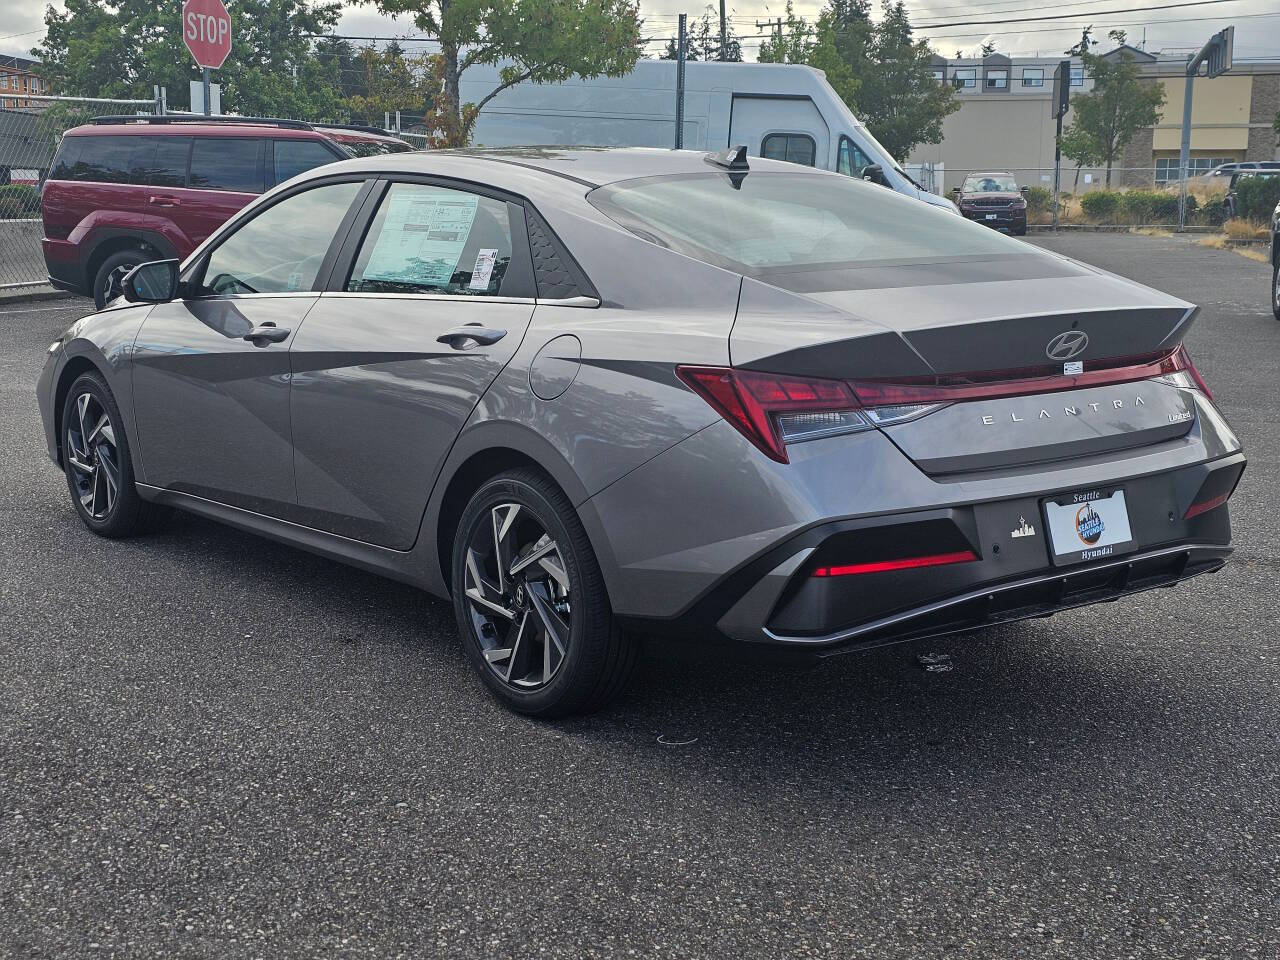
[
  {"left": 93, "top": 249, "right": 145, "bottom": 309},
  {"left": 451, "top": 468, "right": 637, "bottom": 717},
  {"left": 61, "top": 372, "right": 166, "bottom": 538}
]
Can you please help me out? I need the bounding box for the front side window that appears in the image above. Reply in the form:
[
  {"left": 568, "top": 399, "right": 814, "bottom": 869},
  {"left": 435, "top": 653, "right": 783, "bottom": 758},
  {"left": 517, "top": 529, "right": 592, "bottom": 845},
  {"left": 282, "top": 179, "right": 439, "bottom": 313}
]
[
  {"left": 1022, "top": 68, "right": 1044, "bottom": 87},
  {"left": 761, "top": 133, "right": 817, "bottom": 167},
  {"left": 190, "top": 137, "right": 263, "bottom": 193},
  {"left": 836, "top": 136, "right": 874, "bottom": 178},
  {"left": 985, "top": 69, "right": 1008, "bottom": 90},
  {"left": 346, "top": 183, "right": 514, "bottom": 297},
  {"left": 199, "top": 181, "right": 362, "bottom": 296},
  {"left": 273, "top": 139, "right": 340, "bottom": 186},
  {"left": 953, "top": 68, "right": 976, "bottom": 89}
]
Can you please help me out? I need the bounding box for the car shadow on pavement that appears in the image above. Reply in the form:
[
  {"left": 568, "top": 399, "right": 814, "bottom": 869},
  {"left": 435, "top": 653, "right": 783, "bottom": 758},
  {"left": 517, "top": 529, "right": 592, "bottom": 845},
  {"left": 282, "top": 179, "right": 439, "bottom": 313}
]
[{"left": 128, "top": 509, "right": 1228, "bottom": 806}]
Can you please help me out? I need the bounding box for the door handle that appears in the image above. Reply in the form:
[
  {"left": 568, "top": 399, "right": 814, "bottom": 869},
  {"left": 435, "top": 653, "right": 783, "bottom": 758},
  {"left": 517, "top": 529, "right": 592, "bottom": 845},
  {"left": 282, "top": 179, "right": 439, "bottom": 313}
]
[
  {"left": 436, "top": 326, "right": 507, "bottom": 349},
  {"left": 243, "top": 324, "right": 290, "bottom": 346},
  {"left": 148, "top": 195, "right": 181, "bottom": 207}
]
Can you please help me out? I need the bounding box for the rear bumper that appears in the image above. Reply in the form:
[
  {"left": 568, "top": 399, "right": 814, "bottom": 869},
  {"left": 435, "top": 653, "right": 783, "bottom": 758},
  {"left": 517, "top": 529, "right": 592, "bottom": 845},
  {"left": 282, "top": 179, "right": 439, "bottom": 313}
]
[
  {"left": 588, "top": 403, "right": 1243, "bottom": 652},
  {"left": 43, "top": 238, "right": 85, "bottom": 296}
]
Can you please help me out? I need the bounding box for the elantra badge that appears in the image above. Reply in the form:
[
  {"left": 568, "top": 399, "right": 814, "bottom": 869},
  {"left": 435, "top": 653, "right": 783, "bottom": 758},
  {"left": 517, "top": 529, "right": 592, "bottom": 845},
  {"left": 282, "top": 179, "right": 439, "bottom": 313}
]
[
  {"left": 1046, "top": 330, "right": 1089, "bottom": 361},
  {"left": 1011, "top": 516, "right": 1036, "bottom": 538}
]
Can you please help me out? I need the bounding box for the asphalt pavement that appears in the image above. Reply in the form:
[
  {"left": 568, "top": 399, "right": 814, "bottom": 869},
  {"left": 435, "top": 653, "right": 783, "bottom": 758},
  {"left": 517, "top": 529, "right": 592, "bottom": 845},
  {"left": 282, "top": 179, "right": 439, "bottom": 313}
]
[{"left": 1, "top": 233, "right": 1277, "bottom": 959}]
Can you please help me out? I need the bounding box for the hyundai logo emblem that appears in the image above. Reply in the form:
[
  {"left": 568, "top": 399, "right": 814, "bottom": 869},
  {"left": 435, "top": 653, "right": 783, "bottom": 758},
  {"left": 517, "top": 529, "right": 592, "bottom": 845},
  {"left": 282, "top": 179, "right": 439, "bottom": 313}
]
[{"left": 1046, "top": 330, "right": 1089, "bottom": 361}]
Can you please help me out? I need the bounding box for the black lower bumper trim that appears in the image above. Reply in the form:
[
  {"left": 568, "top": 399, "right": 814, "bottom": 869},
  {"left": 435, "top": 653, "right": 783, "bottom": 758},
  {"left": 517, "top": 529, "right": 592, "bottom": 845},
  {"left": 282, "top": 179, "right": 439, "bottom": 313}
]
[{"left": 766, "top": 542, "right": 1230, "bottom": 653}]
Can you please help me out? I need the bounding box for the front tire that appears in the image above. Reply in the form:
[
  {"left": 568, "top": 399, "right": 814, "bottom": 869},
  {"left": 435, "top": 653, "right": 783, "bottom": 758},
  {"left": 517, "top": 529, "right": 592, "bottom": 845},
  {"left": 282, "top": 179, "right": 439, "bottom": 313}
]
[
  {"left": 61, "top": 372, "right": 164, "bottom": 537},
  {"left": 1272, "top": 258, "right": 1280, "bottom": 321},
  {"left": 93, "top": 249, "right": 145, "bottom": 309},
  {"left": 451, "top": 468, "right": 636, "bottom": 717}
]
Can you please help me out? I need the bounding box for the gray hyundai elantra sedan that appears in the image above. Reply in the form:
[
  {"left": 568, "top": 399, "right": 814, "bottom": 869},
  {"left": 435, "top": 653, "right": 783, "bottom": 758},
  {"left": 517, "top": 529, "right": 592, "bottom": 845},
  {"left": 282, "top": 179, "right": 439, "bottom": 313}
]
[{"left": 36, "top": 146, "right": 1245, "bottom": 716}]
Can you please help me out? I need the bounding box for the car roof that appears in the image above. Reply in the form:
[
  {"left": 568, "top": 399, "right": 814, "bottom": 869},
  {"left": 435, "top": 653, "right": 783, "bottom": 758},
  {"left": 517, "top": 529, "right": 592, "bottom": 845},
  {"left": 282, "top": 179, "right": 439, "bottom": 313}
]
[{"left": 328, "top": 146, "right": 832, "bottom": 189}]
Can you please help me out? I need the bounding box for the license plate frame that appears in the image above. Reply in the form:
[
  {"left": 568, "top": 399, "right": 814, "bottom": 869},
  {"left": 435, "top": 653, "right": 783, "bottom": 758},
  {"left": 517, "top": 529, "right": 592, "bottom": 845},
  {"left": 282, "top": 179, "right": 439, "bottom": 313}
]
[{"left": 1042, "top": 488, "right": 1135, "bottom": 565}]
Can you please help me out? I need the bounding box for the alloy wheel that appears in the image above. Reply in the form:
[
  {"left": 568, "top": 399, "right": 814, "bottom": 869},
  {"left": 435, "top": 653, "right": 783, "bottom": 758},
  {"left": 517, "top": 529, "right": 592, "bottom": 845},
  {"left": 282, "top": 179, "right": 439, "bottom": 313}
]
[
  {"left": 66, "top": 391, "right": 121, "bottom": 521},
  {"left": 102, "top": 261, "right": 137, "bottom": 304},
  {"left": 463, "top": 503, "right": 572, "bottom": 689}
]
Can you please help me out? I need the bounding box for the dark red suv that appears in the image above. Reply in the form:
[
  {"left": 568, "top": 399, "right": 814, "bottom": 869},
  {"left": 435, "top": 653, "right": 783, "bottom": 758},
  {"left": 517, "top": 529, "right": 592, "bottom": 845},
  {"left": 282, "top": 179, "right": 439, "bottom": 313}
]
[{"left": 42, "top": 116, "right": 411, "bottom": 306}]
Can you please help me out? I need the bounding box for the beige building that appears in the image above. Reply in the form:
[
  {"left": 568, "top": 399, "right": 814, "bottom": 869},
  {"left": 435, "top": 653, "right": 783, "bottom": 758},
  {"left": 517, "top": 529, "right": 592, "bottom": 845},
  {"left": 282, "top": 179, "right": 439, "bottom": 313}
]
[{"left": 909, "top": 46, "right": 1280, "bottom": 193}]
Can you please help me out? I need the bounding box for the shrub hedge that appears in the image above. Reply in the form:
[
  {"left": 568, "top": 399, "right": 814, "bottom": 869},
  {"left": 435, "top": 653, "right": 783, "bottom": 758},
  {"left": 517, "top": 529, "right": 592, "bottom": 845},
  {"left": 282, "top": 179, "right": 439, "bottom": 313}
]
[
  {"left": 0, "top": 184, "right": 41, "bottom": 218},
  {"left": 1233, "top": 175, "right": 1280, "bottom": 222}
]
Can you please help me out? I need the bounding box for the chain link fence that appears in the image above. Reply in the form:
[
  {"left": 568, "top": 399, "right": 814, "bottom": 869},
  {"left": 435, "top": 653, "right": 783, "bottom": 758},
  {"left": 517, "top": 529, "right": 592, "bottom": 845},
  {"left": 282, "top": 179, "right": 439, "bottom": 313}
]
[
  {"left": 931, "top": 167, "right": 1235, "bottom": 228},
  {"left": 1, "top": 95, "right": 162, "bottom": 290}
]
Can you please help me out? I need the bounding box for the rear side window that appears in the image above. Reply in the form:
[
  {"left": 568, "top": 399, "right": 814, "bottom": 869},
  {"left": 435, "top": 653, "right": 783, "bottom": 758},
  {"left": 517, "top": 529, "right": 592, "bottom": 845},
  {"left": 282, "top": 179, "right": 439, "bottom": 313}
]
[
  {"left": 190, "top": 138, "right": 263, "bottom": 193},
  {"left": 49, "top": 137, "right": 85, "bottom": 180},
  {"left": 131, "top": 136, "right": 190, "bottom": 187},
  {"left": 346, "top": 183, "right": 513, "bottom": 297},
  {"left": 54, "top": 135, "right": 144, "bottom": 184},
  {"left": 761, "top": 133, "right": 816, "bottom": 167},
  {"left": 273, "top": 139, "right": 339, "bottom": 186}
]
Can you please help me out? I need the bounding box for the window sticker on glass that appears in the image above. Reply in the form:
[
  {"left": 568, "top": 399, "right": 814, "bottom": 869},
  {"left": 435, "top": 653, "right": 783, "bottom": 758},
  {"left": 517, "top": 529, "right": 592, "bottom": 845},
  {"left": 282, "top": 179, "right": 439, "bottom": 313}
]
[
  {"left": 468, "top": 248, "right": 498, "bottom": 290},
  {"left": 360, "top": 190, "right": 479, "bottom": 287}
]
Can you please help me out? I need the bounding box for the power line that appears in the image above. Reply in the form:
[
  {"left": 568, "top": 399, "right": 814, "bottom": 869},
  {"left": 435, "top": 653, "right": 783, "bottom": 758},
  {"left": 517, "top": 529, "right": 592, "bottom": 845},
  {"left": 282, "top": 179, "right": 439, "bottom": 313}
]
[
  {"left": 903, "top": 0, "right": 1247, "bottom": 30},
  {"left": 917, "top": 7, "right": 1279, "bottom": 37}
]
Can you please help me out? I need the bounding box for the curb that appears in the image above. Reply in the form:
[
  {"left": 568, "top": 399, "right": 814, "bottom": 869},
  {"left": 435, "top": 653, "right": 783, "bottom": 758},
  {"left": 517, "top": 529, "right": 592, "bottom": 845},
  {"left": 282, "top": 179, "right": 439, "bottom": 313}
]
[
  {"left": 1028, "top": 224, "right": 1219, "bottom": 234},
  {"left": 0, "top": 287, "right": 76, "bottom": 308}
]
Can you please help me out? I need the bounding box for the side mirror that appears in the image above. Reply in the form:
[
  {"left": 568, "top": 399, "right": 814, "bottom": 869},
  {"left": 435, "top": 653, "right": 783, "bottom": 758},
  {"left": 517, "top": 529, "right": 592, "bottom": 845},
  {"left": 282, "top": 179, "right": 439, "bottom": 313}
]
[
  {"left": 950, "top": 186, "right": 961, "bottom": 196},
  {"left": 862, "top": 163, "right": 888, "bottom": 187},
  {"left": 121, "top": 259, "right": 179, "bottom": 304},
  {"left": 1020, "top": 185, "right": 1030, "bottom": 195}
]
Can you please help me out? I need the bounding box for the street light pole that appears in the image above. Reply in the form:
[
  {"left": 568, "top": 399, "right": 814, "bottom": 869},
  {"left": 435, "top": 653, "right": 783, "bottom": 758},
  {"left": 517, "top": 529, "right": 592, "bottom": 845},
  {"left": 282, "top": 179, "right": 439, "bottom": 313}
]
[
  {"left": 202, "top": 67, "right": 211, "bottom": 116},
  {"left": 675, "top": 13, "right": 687, "bottom": 149},
  {"left": 1177, "top": 26, "right": 1233, "bottom": 230}
]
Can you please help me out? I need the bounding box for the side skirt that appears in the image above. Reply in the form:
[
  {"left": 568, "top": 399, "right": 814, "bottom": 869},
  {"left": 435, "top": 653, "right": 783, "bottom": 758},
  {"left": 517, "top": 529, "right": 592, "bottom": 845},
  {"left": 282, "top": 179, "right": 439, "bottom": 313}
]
[{"left": 136, "top": 483, "right": 442, "bottom": 595}]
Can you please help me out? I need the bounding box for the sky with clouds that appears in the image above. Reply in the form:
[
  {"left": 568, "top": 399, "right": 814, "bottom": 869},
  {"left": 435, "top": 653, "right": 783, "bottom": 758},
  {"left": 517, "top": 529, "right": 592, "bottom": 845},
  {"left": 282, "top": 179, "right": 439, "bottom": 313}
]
[{"left": 2, "top": 0, "right": 1277, "bottom": 64}]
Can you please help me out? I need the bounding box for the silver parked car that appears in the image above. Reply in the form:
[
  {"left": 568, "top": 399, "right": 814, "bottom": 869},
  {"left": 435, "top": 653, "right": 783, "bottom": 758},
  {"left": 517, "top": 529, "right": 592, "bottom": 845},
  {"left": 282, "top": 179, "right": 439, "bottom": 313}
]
[{"left": 37, "top": 147, "right": 1245, "bottom": 716}]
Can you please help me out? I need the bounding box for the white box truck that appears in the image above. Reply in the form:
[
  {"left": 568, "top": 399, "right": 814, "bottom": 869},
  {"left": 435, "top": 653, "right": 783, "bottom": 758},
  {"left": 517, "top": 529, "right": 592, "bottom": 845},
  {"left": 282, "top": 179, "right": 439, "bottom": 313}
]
[{"left": 459, "top": 59, "right": 957, "bottom": 213}]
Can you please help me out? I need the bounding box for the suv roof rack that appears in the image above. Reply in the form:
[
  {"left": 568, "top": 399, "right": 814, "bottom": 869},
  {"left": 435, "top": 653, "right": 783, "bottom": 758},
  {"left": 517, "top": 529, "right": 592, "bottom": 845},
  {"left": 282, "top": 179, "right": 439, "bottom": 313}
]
[{"left": 88, "top": 115, "right": 316, "bottom": 131}]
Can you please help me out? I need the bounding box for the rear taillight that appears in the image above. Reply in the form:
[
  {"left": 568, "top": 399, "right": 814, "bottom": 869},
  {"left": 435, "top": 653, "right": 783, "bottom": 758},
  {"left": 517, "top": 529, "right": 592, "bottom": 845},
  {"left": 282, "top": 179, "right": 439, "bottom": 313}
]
[
  {"left": 812, "top": 549, "right": 979, "bottom": 577},
  {"left": 675, "top": 366, "right": 937, "bottom": 463},
  {"left": 677, "top": 346, "right": 1213, "bottom": 464}
]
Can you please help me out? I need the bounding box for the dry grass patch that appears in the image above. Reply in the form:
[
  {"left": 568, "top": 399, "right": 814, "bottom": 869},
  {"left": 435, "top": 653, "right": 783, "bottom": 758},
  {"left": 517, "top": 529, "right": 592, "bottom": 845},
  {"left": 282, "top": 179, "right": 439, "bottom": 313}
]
[
  {"left": 1199, "top": 233, "right": 1270, "bottom": 263},
  {"left": 1132, "top": 227, "right": 1174, "bottom": 238},
  {"left": 1223, "top": 218, "right": 1270, "bottom": 241}
]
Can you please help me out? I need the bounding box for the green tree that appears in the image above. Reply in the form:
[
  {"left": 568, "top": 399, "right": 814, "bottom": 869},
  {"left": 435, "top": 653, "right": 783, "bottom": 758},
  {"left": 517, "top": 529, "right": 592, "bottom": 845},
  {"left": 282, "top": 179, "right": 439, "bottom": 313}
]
[
  {"left": 659, "top": 5, "right": 743, "bottom": 63},
  {"left": 980, "top": 40, "right": 996, "bottom": 56},
  {"left": 1058, "top": 120, "right": 1101, "bottom": 191},
  {"left": 35, "top": 0, "right": 347, "bottom": 118},
  {"left": 1060, "top": 46, "right": 1165, "bottom": 187},
  {"left": 342, "top": 43, "right": 441, "bottom": 125},
  {"left": 359, "top": 0, "right": 643, "bottom": 147},
  {"left": 761, "top": 0, "right": 955, "bottom": 161}
]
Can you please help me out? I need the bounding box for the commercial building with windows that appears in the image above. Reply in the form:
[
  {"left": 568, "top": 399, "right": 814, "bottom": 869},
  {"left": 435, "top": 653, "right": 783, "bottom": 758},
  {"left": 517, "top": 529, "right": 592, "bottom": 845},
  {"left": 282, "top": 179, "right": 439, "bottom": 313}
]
[
  {"left": 908, "top": 46, "right": 1280, "bottom": 193},
  {"left": 1, "top": 54, "right": 48, "bottom": 110}
]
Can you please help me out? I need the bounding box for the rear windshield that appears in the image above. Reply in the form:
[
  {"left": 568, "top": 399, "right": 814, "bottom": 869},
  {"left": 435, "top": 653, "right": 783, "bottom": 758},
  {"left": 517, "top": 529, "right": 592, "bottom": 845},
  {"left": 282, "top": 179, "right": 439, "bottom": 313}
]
[{"left": 588, "top": 172, "right": 1024, "bottom": 277}]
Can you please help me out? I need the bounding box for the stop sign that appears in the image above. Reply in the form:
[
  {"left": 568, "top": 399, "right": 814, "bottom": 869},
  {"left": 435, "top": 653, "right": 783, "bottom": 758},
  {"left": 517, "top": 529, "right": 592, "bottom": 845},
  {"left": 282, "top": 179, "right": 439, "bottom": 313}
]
[{"left": 183, "top": 0, "right": 232, "bottom": 70}]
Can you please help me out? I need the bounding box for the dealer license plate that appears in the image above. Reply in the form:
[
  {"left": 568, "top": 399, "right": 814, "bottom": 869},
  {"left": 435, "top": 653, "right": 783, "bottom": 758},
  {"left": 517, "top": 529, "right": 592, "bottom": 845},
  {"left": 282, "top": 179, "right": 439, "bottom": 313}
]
[{"left": 1043, "top": 489, "right": 1134, "bottom": 564}]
